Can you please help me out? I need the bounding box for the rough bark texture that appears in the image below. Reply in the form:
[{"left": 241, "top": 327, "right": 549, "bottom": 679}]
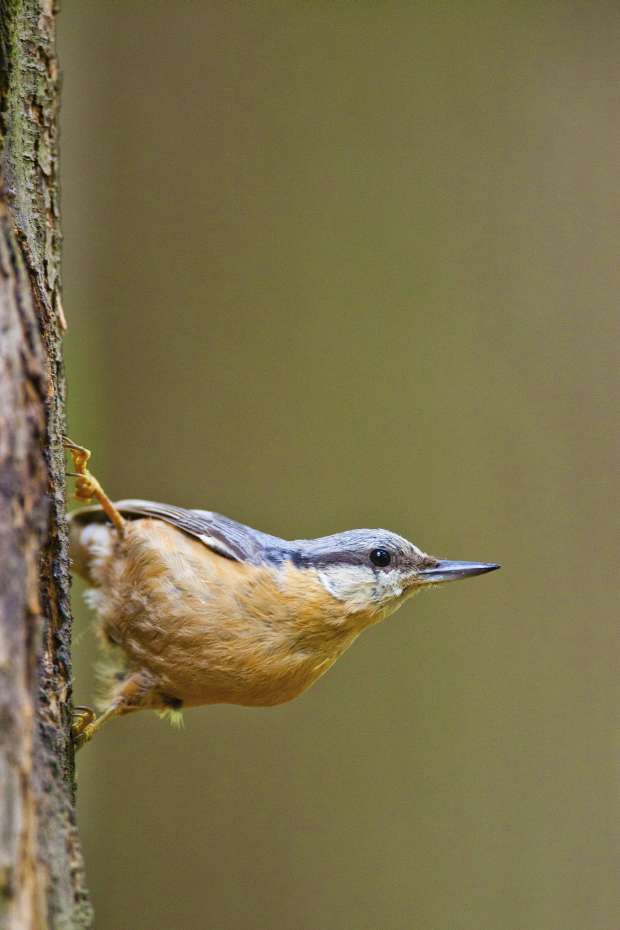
[{"left": 0, "top": 1, "right": 91, "bottom": 928}]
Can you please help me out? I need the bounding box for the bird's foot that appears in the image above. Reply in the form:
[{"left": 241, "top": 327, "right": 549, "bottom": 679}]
[
  {"left": 64, "top": 437, "right": 126, "bottom": 534},
  {"left": 71, "top": 705, "right": 96, "bottom": 741},
  {"left": 72, "top": 702, "right": 122, "bottom": 751}
]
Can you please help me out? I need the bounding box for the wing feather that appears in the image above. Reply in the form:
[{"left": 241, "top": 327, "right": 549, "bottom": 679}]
[{"left": 69, "top": 499, "right": 275, "bottom": 563}]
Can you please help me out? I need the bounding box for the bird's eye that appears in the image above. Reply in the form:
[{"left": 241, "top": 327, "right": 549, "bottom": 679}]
[{"left": 370, "top": 548, "right": 391, "bottom": 567}]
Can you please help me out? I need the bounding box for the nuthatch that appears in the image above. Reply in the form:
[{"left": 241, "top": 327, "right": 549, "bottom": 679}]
[{"left": 66, "top": 440, "right": 499, "bottom": 747}]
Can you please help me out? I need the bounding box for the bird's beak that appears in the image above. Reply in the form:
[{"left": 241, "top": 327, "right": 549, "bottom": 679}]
[{"left": 418, "top": 560, "right": 500, "bottom": 584}]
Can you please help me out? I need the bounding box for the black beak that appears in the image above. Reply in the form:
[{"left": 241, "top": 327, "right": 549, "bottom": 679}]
[{"left": 418, "top": 560, "right": 500, "bottom": 584}]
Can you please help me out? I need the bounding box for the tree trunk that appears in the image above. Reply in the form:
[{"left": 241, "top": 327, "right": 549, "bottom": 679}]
[{"left": 0, "top": 2, "right": 91, "bottom": 928}]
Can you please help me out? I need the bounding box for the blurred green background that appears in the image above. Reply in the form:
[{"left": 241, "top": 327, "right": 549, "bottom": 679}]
[{"left": 59, "top": 3, "right": 619, "bottom": 929}]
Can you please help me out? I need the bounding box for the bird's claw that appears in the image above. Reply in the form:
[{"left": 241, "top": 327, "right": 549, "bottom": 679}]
[{"left": 71, "top": 706, "right": 96, "bottom": 747}]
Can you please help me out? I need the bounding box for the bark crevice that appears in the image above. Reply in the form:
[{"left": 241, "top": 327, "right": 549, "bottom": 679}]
[{"left": 0, "top": 1, "right": 91, "bottom": 928}]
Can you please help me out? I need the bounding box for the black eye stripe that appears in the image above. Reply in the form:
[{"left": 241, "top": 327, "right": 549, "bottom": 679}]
[{"left": 370, "top": 548, "right": 391, "bottom": 567}]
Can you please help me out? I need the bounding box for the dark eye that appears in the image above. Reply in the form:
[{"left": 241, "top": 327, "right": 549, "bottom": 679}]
[{"left": 370, "top": 548, "right": 391, "bottom": 567}]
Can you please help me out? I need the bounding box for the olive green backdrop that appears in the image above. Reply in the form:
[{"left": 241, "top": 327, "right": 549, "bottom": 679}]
[{"left": 59, "top": 4, "right": 619, "bottom": 929}]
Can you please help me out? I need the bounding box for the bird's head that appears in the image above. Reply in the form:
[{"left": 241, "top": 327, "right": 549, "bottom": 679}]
[{"left": 290, "top": 529, "right": 499, "bottom": 622}]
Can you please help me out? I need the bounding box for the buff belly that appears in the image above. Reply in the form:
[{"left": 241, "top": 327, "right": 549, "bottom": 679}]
[{"left": 72, "top": 518, "right": 362, "bottom": 710}]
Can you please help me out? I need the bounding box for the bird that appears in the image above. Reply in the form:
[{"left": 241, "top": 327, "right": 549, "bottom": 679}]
[{"left": 65, "top": 440, "right": 499, "bottom": 747}]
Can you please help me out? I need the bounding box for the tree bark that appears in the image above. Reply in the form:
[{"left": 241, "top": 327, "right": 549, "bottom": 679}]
[{"left": 0, "top": 2, "right": 91, "bottom": 928}]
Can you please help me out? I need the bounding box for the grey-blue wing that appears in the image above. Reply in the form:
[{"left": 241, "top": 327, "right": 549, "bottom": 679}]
[{"left": 68, "top": 498, "right": 280, "bottom": 563}]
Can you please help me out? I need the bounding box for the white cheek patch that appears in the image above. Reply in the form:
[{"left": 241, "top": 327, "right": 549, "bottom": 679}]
[
  {"left": 373, "top": 569, "right": 405, "bottom": 601},
  {"left": 318, "top": 565, "right": 404, "bottom": 611},
  {"left": 318, "top": 565, "right": 375, "bottom": 609}
]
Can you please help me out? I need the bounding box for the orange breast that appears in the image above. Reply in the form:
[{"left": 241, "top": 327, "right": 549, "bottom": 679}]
[{"left": 91, "top": 519, "right": 369, "bottom": 708}]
